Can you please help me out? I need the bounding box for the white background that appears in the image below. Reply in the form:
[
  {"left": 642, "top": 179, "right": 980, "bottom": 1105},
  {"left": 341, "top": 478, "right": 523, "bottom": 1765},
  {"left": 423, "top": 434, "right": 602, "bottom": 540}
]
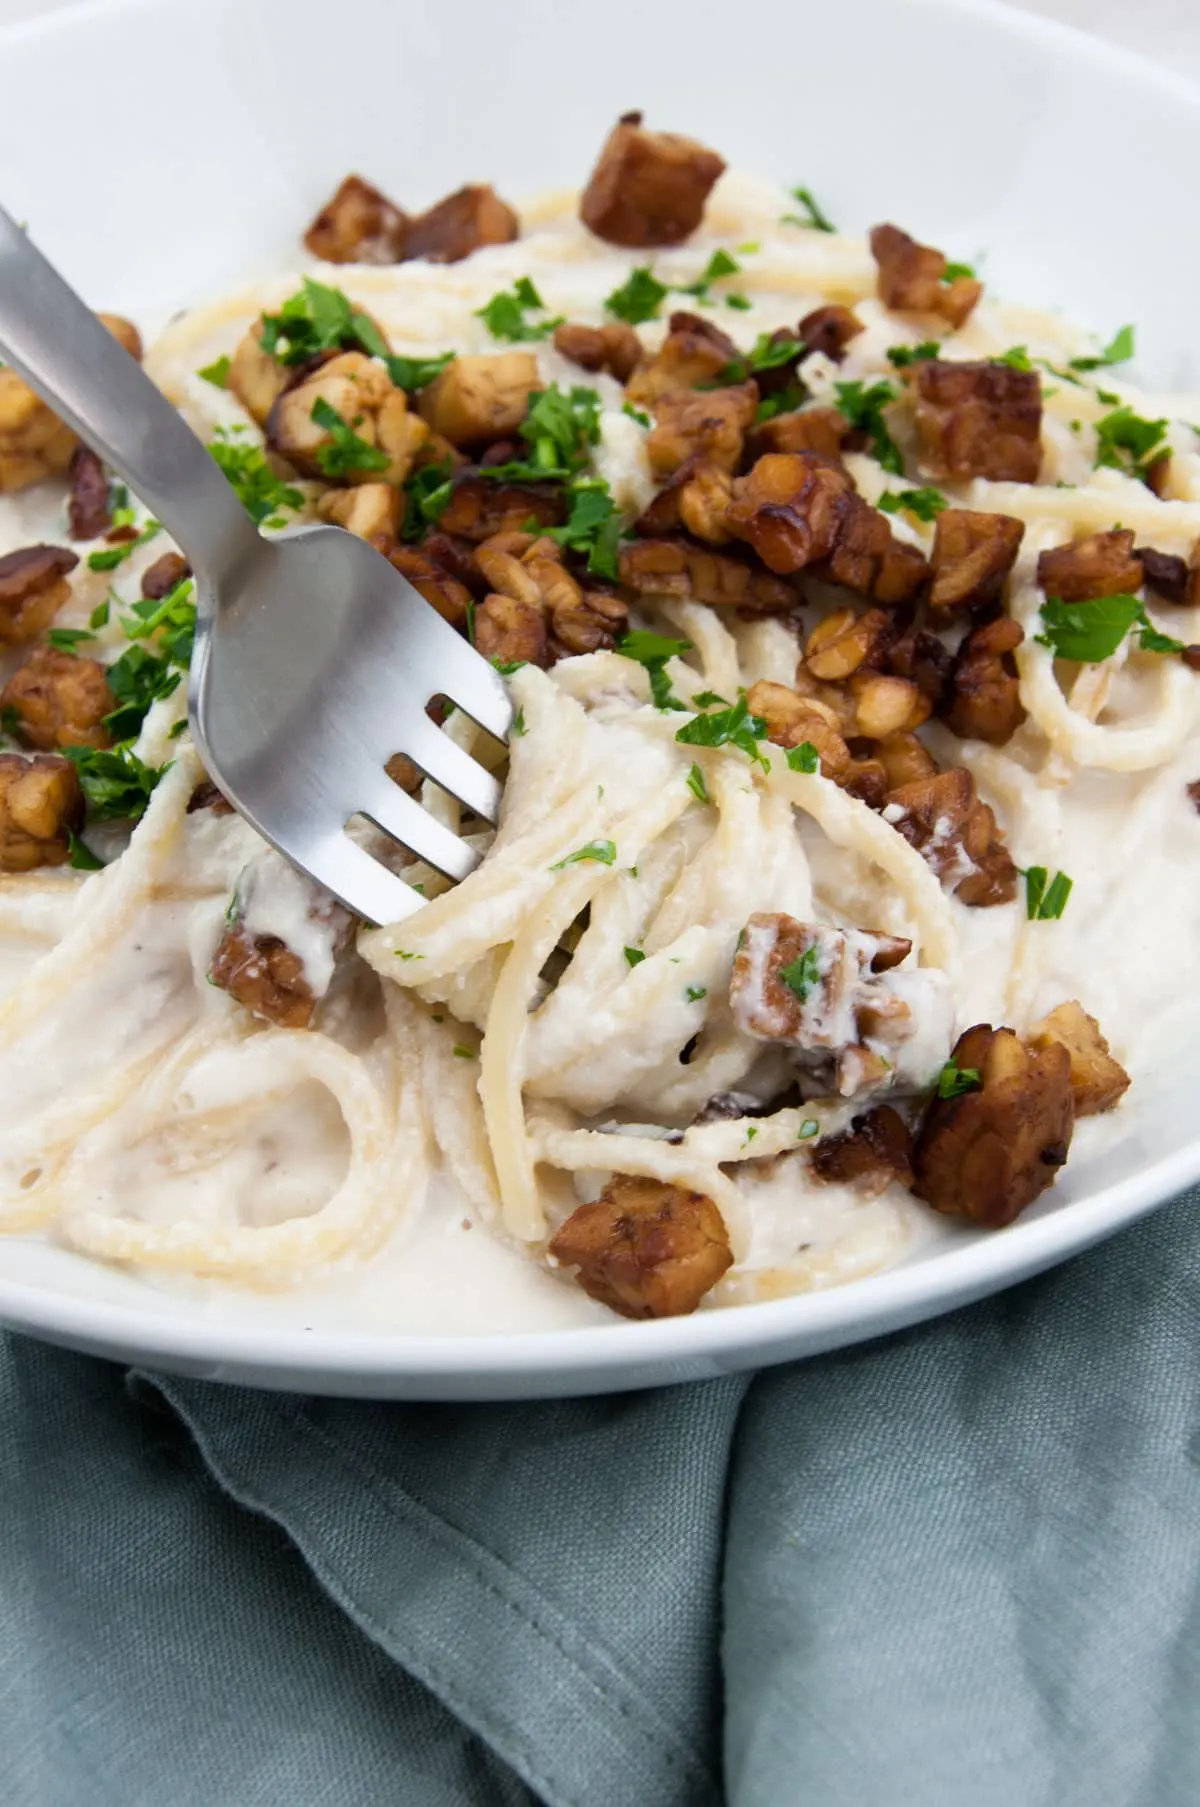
[{"left": 0, "top": 0, "right": 1198, "bottom": 76}]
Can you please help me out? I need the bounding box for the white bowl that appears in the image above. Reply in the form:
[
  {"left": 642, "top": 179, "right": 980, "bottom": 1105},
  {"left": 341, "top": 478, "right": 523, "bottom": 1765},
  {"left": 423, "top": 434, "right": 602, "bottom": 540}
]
[{"left": 0, "top": 0, "right": 1197, "bottom": 1397}]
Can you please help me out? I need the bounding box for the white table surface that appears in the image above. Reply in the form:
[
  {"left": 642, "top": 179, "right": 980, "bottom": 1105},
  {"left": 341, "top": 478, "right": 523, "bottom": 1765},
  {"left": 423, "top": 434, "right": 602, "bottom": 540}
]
[{"left": 1, "top": 0, "right": 1199, "bottom": 78}]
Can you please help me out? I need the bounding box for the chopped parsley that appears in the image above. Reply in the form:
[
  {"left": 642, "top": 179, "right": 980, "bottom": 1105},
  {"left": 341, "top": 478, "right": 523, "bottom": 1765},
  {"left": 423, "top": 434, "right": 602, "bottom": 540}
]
[
  {"left": 89, "top": 599, "right": 110, "bottom": 630},
  {"left": 681, "top": 248, "right": 741, "bottom": 301},
  {"left": 102, "top": 643, "right": 182, "bottom": 740},
  {"left": 260, "top": 278, "right": 379, "bottom": 366},
  {"left": 45, "top": 627, "right": 95, "bottom": 651},
  {"left": 86, "top": 519, "right": 162, "bottom": 573},
  {"left": 691, "top": 689, "right": 729, "bottom": 708},
  {"left": 778, "top": 946, "right": 820, "bottom": 1002},
  {"left": 550, "top": 839, "right": 617, "bottom": 870},
  {"left": 942, "top": 259, "right": 976, "bottom": 282},
  {"left": 754, "top": 385, "right": 805, "bottom": 425},
  {"left": 1069, "top": 323, "right": 1135, "bottom": 373},
  {"left": 1023, "top": 866, "right": 1073, "bottom": 921},
  {"left": 384, "top": 350, "right": 456, "bottom": 392},
  {"left": 511, "top": 706, "right": 527, "bottom": 738},
  {"left": 452, "top": 1045, "right": 475, "bottom": 1060},
  {"left": 624, "top": 946, "right": 646, "bottom": 968},
  {"left": 545, "top": 479, "right": 623, "bottom": 579},
  {"left": 62, "top": 744, "right": 165, "bottom": 822},
  {"left": 66, "top": 828, "right": 104, "bottom": 871},
  {"left": 1093, "top": 405, "right": 1168, "bottom": 482},
  {"left": 1036, "top": 594, "right": 1182, "bottom": 663},
  {"left": 616, "top": 629, "right": 692, "bottom": 711},
  {"left": 482, "top": 383, "right": 601, "bottom": 483},
  {"left": 196, "top": 355, "right": 231, "bottom": 389},
  {"left": 395, "top": 950, "right": 423, "bottom": 961},
  {"left": 784, "top": 741, "right": 819, "bottom": 773},
  {"left": 676, "top": 692, "right": 769, "bottom": 768},
  {"left": 797, "top": 1119, "right": 820, "bottom": 1141},
  {"left": 121, "top": 576, "right": 197, "bottom": 665},
  {"left": 877, "top": 486, "right": 948, "bottom": 523},
  {"left": 310, "top": 396, "right": 390, "bottom": 478},
  {"left": 605, "top": 266, "right": 669, "bottom": 324},
  {"left": 886, "top": 341, "right": 940, "bottom": 368},
  {"left": 686, "top": 762, "right": 710, "bottom": 803},
  {"left": 937, "top": 1060, "right": 981, "bottom": 1100},
  {"left": 685, "top": 984, "right": 708, "bottom": 1003},
  {"left": 401, "top": 459, "right": 454, "bottom": 540},
  {"left": 725, "top": 294, "right": 753, "bottom": 312},
  {"left": 717, "top": 332, "right": 804, "bottom": 385},
  {"left": 622, "top": 401, "right": 650, "bottom": 428},
  {"left": 994, "top": 345, "right": 1034, "bottom": 371},
  {"left": 833, "top": 379, "right": 903, "bottom": 474},
  {"left": 210, "top": 429, "right": 304, "bottom": 528},
  {"left": 475, "top": 276, "right": 563, "bottom": 342},
  {"left": 783, "top": 184, "right": 835, "bottom": 233}
]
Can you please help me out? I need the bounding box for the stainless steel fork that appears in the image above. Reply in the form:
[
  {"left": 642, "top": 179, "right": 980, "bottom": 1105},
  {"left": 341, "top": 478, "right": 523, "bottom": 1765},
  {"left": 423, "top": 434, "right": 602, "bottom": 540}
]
[{"left": 0, "top": 207, "right": 512, "bottom": 924}]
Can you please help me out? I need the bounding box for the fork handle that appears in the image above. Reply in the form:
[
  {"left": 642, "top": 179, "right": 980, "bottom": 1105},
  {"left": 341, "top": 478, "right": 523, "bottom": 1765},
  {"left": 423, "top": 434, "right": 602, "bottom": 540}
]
[{"left": 0, "top": 206, "right": 261, "bottom": 586}]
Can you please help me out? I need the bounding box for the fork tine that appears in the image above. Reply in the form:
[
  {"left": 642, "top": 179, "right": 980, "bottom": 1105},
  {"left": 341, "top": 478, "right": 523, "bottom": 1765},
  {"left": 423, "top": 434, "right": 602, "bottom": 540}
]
[
  {"left": 437, "top": 655, "right": 514, "bottom": 742},
  {"left": 396, "top": 715, "right": 504, "bottom": 823},
  {"left": 361, "top": 779, "right": 482, "bottom": 882},
  {"left": 302, "top": 834, "right": 427, "bottom": 926}
]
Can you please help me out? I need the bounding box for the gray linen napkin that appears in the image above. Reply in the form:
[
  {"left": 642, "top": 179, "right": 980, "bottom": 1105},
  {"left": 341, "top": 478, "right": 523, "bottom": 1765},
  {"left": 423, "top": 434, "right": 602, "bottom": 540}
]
[{"left": 3, "top": 1186, "right": 1200, "bottom": 1807}]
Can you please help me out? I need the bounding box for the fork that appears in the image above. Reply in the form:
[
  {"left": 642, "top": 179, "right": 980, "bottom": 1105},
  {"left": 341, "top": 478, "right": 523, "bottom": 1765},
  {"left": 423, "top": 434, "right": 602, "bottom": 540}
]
[{"left": 0, "top": 207, "right": 512, "bottom": 925}]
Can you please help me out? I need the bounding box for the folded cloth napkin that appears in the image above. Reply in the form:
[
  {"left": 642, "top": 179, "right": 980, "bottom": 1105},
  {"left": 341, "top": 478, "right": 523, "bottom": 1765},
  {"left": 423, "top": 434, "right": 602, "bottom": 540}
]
[{"left": 4, "top": 1187, "right": 1200, "bottom": 1807}]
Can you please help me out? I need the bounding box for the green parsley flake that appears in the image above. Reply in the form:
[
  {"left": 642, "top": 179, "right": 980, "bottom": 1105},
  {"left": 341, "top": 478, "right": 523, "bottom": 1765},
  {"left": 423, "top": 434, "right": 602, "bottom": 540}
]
[
  {"left": 754, "top": 385, "right": 805, "bottom": 425},
  {"left": 616, "top": 630, "right": 692, "bottom": 712},
  {"left": 1069, "top": 323, "right": 1135, "bottom": 373},
  {"left": 937, "top": 1060, "right": 982, "bottom": 1100},
  {"left": 622, "top": 401, "right": 650, "bottom": 428},
  {"left": 686, "top": 984, "right": 708, "bottom": 1003},
  {"left": 395, "top": 951, "right": 423, "bottom": 961},
  {"left": 686, "top": 763, "right": 710, "bottom": 803},
  {"left": 310, "top": 396, "right": 390, "bottom": 478},
  {"left": 210, "top": 429, "right": 304, "bottom": 528},
  {"left": 718, "top": 332, "right": 804, "bottom": 385},
  {"left": 1036, "top": 594, "right": 1166, "bottom": 664},
  {"left": 993, "top": 345, "right": 1034, "bottom": 371},
  {"left": 1024, "top": 866, "right": 1073, "bottom": 921},
  {"left": 778, "top": 946, "right": 820, "bottom": 1002},
  {"left": 676, "top": 693, "right": 769, "bottom": 767},
  {"left": 482, "top": 384, "right": 601, "bottom": 483},
  {"left": 86, "top": 519, "right": 162, "bottom": 573},
  {"left": 550, "top": 839, "right": 617, "bottom": 870},
  {"left": 260, "top": 278, "right": 379, "bottom": 367},
  {"left": 89, "top": 599, "right": 110, "bottom": 630},
  {"left": 66, "top": 828, "right": 104, "bottom": 871},
  {"left": 681, "top": 248, "right": 742, "bottom": 301},
  {"left": 1094, "top": 405, "right": 1168, "bottom": 482},
  {"left": 725, "top": 294, "right": 752, "bottom": 312},
  {"left": 476, "top": 276, "right": 563, "bottom": 342},
  {"left": 45, "top": 627, "right": 95, "bottom": 651},
  {"left": 385, "top": 350, "right": 456, "bottom": 392},
  {"left": 452, "top": 1045, "right": 475, "bottom": 1059},
  {"left": 886, "top": 341, "right": 940, "bottom": 368},
  {"left": 783, "top": 185, "right": 835, "bottom": 233},
  {"left": 785, "top": 741, "right": 819, "bottom": 773},
  {"left": 197, "top": 355, "right": 231, "bottom": 389},
  {"left": 834, "top": 380, "right": 903, "bottom": 475},
  {"left": 511, "top": 706, "right": 527, "bottom": 738},
  {"left": 877, "top": 486, "right": 948, "bottom": 523},
  {"left": 604, "top": 266, "right": 669, "bottom": 325},
  {"left": 62, "top": 744, "right": 165, "bottom": 823},
  {"left": 401, "top": 459, "right": 454, "bottom": 540},
  {"left": 545, "top": 479, "right": 623, "bottom": 579},
  {"left": 691, "top": 689, "right": 729, "bottom": 708},
  {"left": 797, "top": 1119, "right": 820, "bottom": 1141},
  {"left": 942, "top": 260, "right": 976, "bottom": 282},
  {"left": 624, "top": 946, "right": 646, "bottom": 968}
]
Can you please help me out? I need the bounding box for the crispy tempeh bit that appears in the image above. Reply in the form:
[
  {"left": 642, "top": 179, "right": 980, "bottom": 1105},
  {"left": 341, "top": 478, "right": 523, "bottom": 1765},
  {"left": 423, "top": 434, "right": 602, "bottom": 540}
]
[
  {"left": 943, "top": 617, "right": 1025, "bottom": 744},
  {"left": 635, "top": 457, "right": 736, "bottom": 544},
  {"left": 619, "top": 536, "right": 796, "bottom": 612},
  {"left": 141, "top": 551, "right": 192, "bottom": 600},
  {"left": 928, "top": 508, "right": 1025, "bottom": 613},
  {"left": 747, "top": 680, "right": 860, "bottom": 786},
  {"left": 580, "top": 112, "right": 725, "bottom": 248},
  {"left": 750, "top": 406, "right": 849, "bottom": 462},
  {"left": 268, "top": 352, "right": 427, "bottom": 482},
  {"left": 553, "top": 321, "right": 643, "bottom": 383},
  {"left": 1026, "top": 1001, "right": 1130, "bottom": 1117},
  {"left": 885, "top": 767, "right": 1017, "bottom": 906},
  {"left": 67, "top": 447, "right": 111, "bottom": 540},
  {"left": 475, "top": 593, "right": 549, "bottom": 667},
  {"left": 646, "top": 381, "right": 757, "bottom": 477},
  {"left": 228, "top": 325, "right": 293, "bottom": 428},
  {"left": 809, "top": 1106, "right": 914, "bottom": 1195},
  {"left": 388, "top": 545, "right": 474, "bottom": 630},
  {"left": 417, "top": 351, "right": 541, "bottom": 448},
  {"left": 913, "top": 360, "right": 1042, "bottom": 484},
  {"left": 913, "top": 1024, "right": 1074, "bottom": 1227},
  {"left": 435, "top": 474, "right": 565, "bottom": 542},
  {"left": 797, "top": 304, "right": 864, "bottom": 363},
  {"left": 730, "top": 913, "right": 927, "bottom": 1098},
  {"left": 0, "top": 752, "right": 83, "bottom": 871},
  {"left": 1036, "top": 529, "right": 1143, "bottom": 602},
  {"left": 317, "top": 482, "right": 402, "bottom": 550},
  {"left": 471, "top": 532, "right": 627, "bottom": 660},
  {"left": 404, "top": 185, "right": 519, "bottom": 263},
  {"left": 625, "top": 311, "right": 738, "bottom": 405},
  {"left": 886, "top": 627, "right": 953, "bottom": 708},
  {"left": 1, "top": 648, "right": 113, "bottom": 751},
  {"left": 209, "top": 923, "right": 315, "bottom": 1030},
  {"left": 0, "top": 544, "right": 79, "bottom": 644},
  {"left": 869, "top": 224, "right": 982, "bottom": 328},
  {"left": 727, "top": 452, "right": 928, "bottom": 603},
  {"left": 548, "top": 1174, "right": 733, "bottom": 1318},
  {"left": 1137, "top": 545, "right": 1192, "bottom": 605},
  {"left": 803, "top": 607, "right": 894, "bottom": 681},
  {"left": 303, "top": 174, "right": 410, "bottom": 265}
]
